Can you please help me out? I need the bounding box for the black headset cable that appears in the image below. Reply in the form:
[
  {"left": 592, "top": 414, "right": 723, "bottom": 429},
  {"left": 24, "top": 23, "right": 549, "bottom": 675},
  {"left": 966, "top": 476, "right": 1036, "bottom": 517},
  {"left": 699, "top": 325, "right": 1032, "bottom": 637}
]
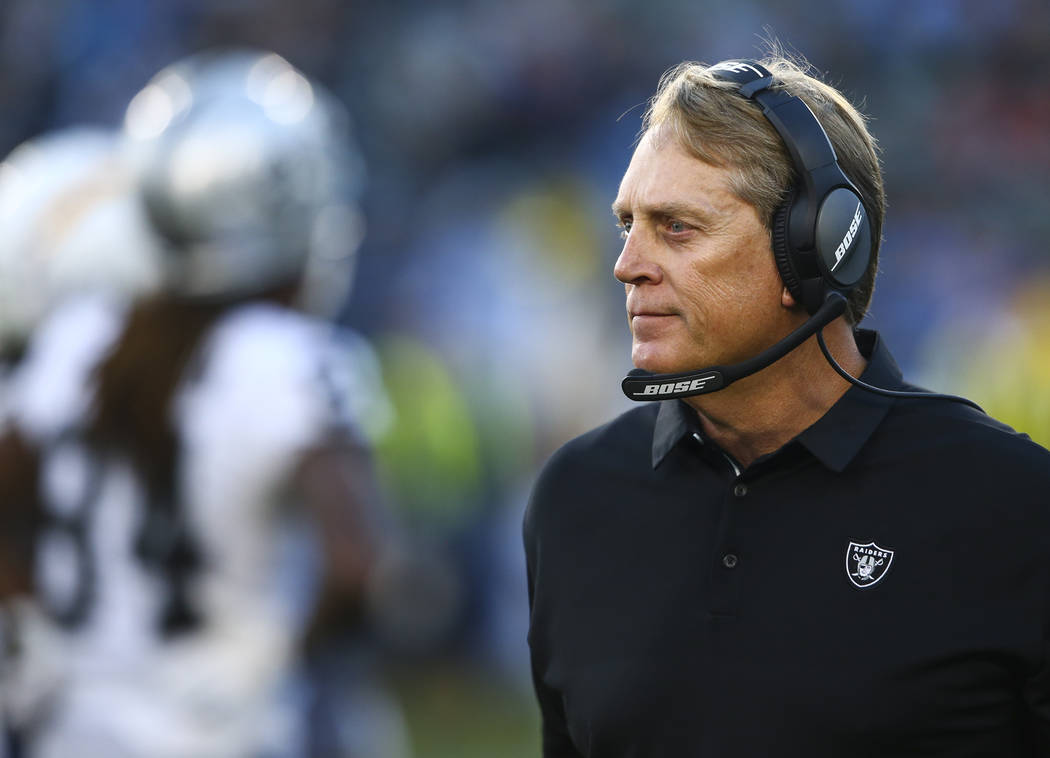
[{"left": 815, "top": 330, "right": 984, "bottom": 413}]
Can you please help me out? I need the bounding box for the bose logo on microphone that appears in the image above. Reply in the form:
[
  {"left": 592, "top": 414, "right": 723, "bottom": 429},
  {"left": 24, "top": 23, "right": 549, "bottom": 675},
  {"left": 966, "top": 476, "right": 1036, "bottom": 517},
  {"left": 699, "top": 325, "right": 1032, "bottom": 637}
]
[
  {"left": 635, "top": 375, "right": 717, "bottom": 396},
  {"left": 831, "top": 202, "right": 863, "bottom": 272}
]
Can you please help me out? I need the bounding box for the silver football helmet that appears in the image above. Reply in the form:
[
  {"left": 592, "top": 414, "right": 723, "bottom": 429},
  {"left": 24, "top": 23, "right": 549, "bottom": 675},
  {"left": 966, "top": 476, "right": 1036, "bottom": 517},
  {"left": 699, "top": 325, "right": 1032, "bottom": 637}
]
[
  {"left": 123, "top": 48, "right": 364, "bottom": 314},
  {"left": 0, "top": 127, "right": 163, "bottom": 349}
]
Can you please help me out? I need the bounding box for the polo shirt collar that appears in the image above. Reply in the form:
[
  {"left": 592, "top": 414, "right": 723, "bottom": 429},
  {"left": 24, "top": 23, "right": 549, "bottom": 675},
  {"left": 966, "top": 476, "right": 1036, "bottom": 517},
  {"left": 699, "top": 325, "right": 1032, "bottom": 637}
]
[
  {"left": 652, "top": 396, "right": 702, "bottom": 468},
  {"left": 650, "top": 329, "right": 900, "bottom": 472},
  {"left": 795, "top": 329, "right": 900, "bottom": 472}
]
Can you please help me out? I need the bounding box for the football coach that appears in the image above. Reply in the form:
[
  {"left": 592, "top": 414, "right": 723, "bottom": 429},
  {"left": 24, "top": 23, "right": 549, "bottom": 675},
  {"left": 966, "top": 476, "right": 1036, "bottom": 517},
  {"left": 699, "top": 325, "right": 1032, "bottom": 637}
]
[{"left": 523, "top": 52, "right": 1050, "bottom": 757}]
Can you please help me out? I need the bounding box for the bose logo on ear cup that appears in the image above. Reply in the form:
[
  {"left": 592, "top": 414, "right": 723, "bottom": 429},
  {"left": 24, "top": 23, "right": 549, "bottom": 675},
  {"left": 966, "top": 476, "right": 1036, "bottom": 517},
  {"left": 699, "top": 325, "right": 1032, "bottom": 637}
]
[{"left": 832, "top": 202, "right": 863, "bottom": 272}]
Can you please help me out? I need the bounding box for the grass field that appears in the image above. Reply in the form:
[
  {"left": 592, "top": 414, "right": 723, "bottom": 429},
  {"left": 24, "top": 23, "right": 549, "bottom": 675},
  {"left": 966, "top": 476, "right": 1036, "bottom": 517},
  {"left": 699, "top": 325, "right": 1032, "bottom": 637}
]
[{"left": 391, "top": 661, "right": 541, "bottom": 758}]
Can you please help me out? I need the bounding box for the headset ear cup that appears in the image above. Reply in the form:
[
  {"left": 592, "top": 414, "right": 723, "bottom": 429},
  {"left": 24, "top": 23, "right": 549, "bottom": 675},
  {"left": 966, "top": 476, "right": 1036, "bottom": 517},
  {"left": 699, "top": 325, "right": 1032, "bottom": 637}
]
[{"left": 771, "top": 191, "right": 804, "bottom": 306}]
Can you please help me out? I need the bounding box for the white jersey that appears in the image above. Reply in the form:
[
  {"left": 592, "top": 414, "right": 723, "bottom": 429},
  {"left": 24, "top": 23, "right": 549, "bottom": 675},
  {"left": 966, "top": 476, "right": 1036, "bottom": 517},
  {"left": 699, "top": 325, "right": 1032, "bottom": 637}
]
[{"left": 7, "top": 295, "right": 390, "bottom": 758}]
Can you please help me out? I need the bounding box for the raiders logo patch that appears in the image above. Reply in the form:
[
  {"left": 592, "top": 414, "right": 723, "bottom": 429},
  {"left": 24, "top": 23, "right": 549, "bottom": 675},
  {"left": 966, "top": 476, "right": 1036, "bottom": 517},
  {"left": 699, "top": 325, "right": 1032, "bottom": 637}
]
[{"left": 846, "top": 541, "right": 894, "bottom": 589}]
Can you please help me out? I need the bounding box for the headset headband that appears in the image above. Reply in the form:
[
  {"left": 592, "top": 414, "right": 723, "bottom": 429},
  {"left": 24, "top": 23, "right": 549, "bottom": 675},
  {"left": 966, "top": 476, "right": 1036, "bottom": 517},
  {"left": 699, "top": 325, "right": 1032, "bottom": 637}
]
[{"left": 708, "top": 60, "right": 872, "bottom": 313}]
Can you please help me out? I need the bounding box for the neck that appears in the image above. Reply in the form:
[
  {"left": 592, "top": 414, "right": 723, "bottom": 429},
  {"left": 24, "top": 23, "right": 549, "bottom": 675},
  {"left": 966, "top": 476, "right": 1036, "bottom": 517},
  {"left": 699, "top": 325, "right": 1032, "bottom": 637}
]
[{"left": 683, "top": 317, "right": 866, "bottom": 469}]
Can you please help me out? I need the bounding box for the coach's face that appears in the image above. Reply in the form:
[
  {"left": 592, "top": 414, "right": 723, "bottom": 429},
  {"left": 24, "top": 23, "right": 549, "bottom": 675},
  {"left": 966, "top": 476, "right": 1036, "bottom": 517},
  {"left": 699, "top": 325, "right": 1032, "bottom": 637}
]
[{"left": 613, "top": 129, "right": 796, "bottom": 375}]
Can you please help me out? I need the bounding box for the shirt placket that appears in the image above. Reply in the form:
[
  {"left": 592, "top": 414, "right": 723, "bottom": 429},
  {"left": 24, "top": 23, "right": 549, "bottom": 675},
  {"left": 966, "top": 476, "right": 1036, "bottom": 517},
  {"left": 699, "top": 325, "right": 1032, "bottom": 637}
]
[
  {"left": 692, "top": 432, "right": 747, "bottom": 619},
  {"left": 709, "top": 473, "right": 749, "bottom": 618}
]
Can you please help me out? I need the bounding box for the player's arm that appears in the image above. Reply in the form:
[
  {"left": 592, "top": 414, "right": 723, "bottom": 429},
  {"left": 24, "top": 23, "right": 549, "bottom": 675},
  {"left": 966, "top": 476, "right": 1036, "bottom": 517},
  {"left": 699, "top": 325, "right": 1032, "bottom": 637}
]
[{"left": 291, "top": 431, "right": 388, "bottom": 641}]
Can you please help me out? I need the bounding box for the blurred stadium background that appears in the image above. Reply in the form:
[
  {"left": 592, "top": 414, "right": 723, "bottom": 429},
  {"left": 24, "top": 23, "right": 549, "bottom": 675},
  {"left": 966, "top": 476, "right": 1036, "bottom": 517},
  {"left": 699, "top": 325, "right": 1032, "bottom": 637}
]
[{"left": 1, "top": 0, "right": 1047, "bottom": 755}]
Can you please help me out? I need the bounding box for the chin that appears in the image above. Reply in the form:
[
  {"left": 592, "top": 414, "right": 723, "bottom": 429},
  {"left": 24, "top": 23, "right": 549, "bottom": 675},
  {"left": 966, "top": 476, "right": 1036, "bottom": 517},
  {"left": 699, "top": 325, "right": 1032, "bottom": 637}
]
[{"left": 631, "top": 343, "right": 694, "bottom": 375}]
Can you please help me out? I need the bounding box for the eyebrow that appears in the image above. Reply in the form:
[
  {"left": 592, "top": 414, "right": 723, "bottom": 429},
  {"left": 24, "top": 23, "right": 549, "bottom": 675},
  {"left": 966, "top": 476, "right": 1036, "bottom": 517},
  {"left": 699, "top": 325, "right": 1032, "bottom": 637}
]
[{"left": 610, "top": 200, "right": 721, "bottom": 226}]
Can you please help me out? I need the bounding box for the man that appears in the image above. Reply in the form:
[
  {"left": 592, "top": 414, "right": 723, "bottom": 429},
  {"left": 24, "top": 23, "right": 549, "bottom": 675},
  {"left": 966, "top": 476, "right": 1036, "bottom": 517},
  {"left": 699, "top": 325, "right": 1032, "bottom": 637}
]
[{"left": 524, "top": 54, "right": 1050, "bottom": 757}]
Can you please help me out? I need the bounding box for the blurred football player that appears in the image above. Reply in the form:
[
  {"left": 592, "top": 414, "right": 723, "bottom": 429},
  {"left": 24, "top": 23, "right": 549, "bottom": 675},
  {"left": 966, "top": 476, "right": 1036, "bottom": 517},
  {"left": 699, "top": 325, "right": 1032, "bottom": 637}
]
[
  {"left": 0, "top": 125, "right": 164, "bottom": 758},
  {"left": 0, "top": 49, "right": 406, "bottom": 758}
]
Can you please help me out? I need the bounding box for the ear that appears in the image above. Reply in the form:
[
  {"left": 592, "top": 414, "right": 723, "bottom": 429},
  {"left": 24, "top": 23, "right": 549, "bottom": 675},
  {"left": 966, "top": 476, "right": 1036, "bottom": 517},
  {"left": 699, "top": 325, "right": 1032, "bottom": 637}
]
[{"left": 781, "top": 285, "right": 799, "bottom": 309}]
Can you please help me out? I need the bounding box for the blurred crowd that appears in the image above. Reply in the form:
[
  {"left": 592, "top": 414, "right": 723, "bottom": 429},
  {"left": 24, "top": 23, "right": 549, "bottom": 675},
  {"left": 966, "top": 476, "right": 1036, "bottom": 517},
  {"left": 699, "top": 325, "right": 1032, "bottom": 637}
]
[{"left": 0, "top": 1, "right": 1048, "bottom": 756}]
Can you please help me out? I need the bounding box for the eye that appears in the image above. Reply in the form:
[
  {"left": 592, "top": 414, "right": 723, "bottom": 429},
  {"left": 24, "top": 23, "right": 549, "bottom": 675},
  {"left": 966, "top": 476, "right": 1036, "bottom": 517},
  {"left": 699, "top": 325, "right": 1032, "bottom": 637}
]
[
  {"left": 617, "top": 219, "right": 633, "bottom": 239},
  {"left": 667, "top": 220, "right": 688, "bottom": 234}
]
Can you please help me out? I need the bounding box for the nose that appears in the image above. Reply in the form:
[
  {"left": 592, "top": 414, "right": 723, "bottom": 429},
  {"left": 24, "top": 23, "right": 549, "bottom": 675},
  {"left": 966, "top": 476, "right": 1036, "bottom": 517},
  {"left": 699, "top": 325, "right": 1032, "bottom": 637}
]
[{"left": 613, "top": 227, "right": 662, "bottom": 285}]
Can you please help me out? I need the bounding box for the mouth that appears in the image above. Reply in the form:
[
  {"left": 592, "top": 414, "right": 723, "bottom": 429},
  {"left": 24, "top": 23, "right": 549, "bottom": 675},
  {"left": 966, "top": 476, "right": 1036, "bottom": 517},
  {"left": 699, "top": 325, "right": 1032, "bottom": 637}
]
[
  {"left": 628, "top": 311, "right": 679, "bottom": 337},
  {"left": 626, "top": 295, "right": 679, "bottom": 331},
  {"left": 629, "top": 309, "right": 676, "bottom": 321}
]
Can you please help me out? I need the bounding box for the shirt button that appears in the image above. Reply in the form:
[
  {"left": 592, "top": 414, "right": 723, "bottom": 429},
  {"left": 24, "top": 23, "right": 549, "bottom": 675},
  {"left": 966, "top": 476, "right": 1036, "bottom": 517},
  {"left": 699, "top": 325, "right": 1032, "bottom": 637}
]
[
  {"left": 722, "top": 553, "right": 738, "bottom": 569},
  {"left": 733, "top": 483, "right": 748, "bottom": 497}
]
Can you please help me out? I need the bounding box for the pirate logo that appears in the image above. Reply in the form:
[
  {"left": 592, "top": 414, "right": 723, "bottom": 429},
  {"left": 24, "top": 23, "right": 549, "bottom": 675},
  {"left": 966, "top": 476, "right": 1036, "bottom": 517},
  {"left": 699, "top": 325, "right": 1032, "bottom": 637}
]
[{"left": 846, "top": 541, "right": 894, "bottom": 589}]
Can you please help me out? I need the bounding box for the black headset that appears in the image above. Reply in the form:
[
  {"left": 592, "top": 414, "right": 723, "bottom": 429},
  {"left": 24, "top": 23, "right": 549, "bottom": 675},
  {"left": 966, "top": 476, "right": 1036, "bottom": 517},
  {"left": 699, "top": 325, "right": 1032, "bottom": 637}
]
[{"left": 708, "top": 60, "right": 873, "bottom": 315}]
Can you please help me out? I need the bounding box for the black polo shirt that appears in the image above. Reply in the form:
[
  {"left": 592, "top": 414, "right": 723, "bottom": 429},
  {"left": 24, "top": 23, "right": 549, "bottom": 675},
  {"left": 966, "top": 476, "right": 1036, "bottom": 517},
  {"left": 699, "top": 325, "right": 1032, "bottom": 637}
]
[{"left": 524, "top": 330, "right": 1050, "bottom": 757}]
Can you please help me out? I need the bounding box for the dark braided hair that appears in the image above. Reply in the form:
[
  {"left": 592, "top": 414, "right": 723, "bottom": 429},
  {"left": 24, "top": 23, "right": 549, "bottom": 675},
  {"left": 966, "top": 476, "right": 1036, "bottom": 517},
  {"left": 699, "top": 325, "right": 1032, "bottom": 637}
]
[{"left": 86, "top": 294, "right": 228, "bottom": 635}]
